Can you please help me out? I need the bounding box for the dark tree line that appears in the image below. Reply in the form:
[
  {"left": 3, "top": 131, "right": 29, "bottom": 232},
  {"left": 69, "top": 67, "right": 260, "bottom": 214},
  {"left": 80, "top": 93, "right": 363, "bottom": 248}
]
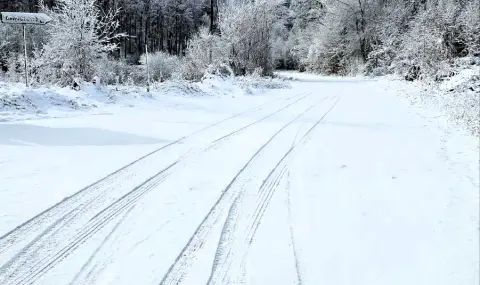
[{"left": 0, "top": 0, "right": 219, "bottom": 63}]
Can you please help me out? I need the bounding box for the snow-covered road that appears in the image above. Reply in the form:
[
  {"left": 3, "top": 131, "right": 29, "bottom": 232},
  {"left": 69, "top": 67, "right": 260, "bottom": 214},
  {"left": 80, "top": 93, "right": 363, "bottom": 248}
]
[{"left": 0, "top": 75, "right": 478, "bottom": 285}]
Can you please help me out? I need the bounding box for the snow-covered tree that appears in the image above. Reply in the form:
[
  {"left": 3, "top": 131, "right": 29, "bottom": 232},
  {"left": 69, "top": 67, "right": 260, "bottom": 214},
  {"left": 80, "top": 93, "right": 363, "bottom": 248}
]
[
  {"left": 283, "top": 0, "right": 326, "bottom": 70},
  {"left": 291, "top": 0, "right": 324, "bottom": 30},
  {"left": 219, "top": 0, "right": 279, "bottom": 75},
  {"left": 294, "top": 0, "right": 479, "bottom": 77},
  {"left": 182, "top": 27, "right": 229, "bottom": 80},
  {"left": 35, "top": 0, "right": 123, "bottom": 85}
]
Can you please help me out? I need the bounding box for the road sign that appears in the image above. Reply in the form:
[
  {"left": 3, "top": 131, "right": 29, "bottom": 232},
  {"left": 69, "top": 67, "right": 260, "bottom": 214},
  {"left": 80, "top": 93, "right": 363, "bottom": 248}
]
[{"left": 0, "top": 12, "right": 52, "bottom": 25}]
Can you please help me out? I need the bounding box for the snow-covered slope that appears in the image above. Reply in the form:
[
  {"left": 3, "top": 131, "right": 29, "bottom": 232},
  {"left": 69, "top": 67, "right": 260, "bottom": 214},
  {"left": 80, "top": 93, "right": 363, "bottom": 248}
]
[
  {"left": 383, "top": 66, "right": 479, "bottom": 137},
  {"left": 0, "top": 75, "right": 290, "bottom": 122}
]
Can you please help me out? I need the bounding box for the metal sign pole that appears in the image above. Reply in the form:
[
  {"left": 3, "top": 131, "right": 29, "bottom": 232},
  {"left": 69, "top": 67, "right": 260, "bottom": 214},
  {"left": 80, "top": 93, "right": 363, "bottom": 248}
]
[
  {"left": 23, "top": 24, "right": 28, "bottom": 87},
  {"left": 145, "top": 43, "right": 150, "bottom": 91}
]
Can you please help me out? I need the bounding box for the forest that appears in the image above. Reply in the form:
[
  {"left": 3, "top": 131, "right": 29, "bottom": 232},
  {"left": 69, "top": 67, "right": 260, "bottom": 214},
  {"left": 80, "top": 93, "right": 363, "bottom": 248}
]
[{"left": 0, "top": 0, "right": 478, "bottom": 86}]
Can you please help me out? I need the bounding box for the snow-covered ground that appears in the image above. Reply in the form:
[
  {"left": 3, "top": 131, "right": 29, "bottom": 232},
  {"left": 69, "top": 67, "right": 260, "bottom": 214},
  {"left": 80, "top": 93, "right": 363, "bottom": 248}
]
[
  {"left": 381, "top": 66, "right": 479, "bottom": 137},
  {"left": 0, "top": 74, "right": 478, "bottom": 285},
  {"left": 0, "top": 74, "right": 290, "bottom": 122}
]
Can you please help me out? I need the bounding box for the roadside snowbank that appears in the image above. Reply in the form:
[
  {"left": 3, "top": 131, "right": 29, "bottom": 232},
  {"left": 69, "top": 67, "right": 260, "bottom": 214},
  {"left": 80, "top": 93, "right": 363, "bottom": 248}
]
[
  {"left": 0, "top": 75, "right": 290, "bottom": 121},
  {"left": 0, "top": 83, "right": 96, "bottom": 121},
  {"left": 386, "top": 66, "right": 479, "bottom": 137}
]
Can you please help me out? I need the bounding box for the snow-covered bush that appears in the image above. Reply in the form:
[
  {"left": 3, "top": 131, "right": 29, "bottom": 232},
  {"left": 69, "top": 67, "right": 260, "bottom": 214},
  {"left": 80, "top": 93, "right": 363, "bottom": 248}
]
[
  {"left": 6, "top": 53, "right": 27, "bottom": 83},
  {"left": 140, "top": 52, "right": 182, "bottom": 82},
  {"left": 402, "top": 65, "right": 480, "bottom": 136},
  {"left": 439, "top": 64, "right": 480, "bottom": 134},
  {"left": 236, "top": 73, "right": 290, "bottom": 90},
  {"left": 203, "top": 64, "right": 234, "bottom": 79},
  {"left": 93, "top": 57, "right": 143, "bottom": 86},
  {"left": 182, "top": 27, "right": 229, "bottom": 81}
]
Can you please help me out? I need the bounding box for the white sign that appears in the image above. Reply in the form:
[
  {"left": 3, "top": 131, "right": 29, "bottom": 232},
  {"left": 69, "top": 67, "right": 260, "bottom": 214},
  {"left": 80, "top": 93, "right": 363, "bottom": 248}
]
[{"left": 0, "top": 12, "right": 52, "bottom": 25}]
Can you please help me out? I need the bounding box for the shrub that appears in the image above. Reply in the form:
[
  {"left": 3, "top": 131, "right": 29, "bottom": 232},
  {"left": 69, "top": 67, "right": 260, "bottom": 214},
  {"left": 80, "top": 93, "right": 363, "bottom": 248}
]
[
  {"left": 182, "top": 27, "right": 229, "bottom": 81},
  {"left": 140, "top": 51, "right": 182, "bottom": 82}
]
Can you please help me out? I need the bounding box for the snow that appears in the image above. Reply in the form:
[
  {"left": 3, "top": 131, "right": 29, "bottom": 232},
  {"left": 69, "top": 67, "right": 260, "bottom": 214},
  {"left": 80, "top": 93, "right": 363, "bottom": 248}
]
[
  {"left": 439, "top": 68, "right": 479, "bottom": 91},
  {"left": 0, "top": 75, "right": 291, "bottom": 122},
  {"left": 0, "top": 73, "right": 478, "bottom": 285},
  {"left": 376, "top": 65, "right": 480, "bottom": 137}
]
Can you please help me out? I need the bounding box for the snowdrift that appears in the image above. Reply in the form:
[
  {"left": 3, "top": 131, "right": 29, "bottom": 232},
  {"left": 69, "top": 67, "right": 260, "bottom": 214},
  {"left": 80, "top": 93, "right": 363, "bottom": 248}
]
[
  {"left": 399, "top": 66, "right": 479, "bottom": 136},
  {"left": 0, "top": 75, "right": 290, "bottom": 122}
]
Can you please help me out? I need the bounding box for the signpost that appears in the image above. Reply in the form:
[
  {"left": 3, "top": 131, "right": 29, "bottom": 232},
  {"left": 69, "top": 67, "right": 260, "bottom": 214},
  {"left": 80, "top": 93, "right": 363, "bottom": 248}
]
[
  {"left": 145, "top": 43, "right": 150, "bottom": 92},
  {"left": 0, "top": 12, "right": 52, "bottom": 87}
]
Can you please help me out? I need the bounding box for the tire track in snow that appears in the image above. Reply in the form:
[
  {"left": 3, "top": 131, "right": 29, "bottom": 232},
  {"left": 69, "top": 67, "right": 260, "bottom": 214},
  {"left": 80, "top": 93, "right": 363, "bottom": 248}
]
[
  {"left": 208, "top": 164, "right": 288, "bottom": 285},
  {"left": 0, "top": 155, "right": 184, "bottom": 285},
  {"left": 0, "top": 92, "right": 295, "bottom": 257},
  {"left": 68, "top": 204, "right": 137, "bottom": 285},
  {"left": 0, "top": 93, "right": 312, "bottom": 285},
  {"left": 159, "top": 95, "right": 328, "bottom": 285},
  {"left": 207, "top": 97, "right": 340, "bottom": 285},
  {"left": 0, "top": 92, "right": 299, "bottom": 256},
  {"left": 286, "top": 170, "right": 303, "bottom": 285}
]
